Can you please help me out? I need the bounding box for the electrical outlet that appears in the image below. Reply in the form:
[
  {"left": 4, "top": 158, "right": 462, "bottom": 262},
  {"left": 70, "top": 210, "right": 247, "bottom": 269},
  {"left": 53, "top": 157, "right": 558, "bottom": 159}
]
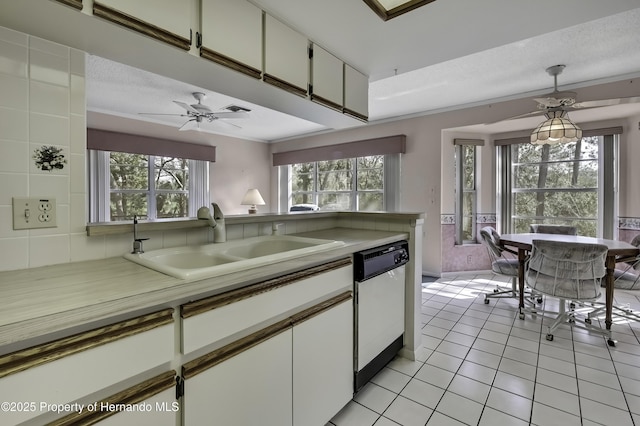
[{"left": 12, "top": 197, "right": 57, "bottom": 230}]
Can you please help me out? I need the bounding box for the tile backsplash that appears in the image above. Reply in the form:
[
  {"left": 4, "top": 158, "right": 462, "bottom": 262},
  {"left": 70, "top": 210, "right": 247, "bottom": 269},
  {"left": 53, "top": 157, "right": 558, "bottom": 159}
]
[{"left": 0, "top": 26, "right": 86, "bottom": 271}]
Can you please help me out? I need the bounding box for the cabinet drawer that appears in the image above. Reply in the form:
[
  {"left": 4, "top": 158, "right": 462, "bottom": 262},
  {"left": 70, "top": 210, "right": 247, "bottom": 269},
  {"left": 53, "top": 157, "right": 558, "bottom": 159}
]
[
  {"left": 182, "top": 259, "right": 352, "bottom": 354},
  {"left": 0, "top": 309, "right": 174, "bottom": 425}
]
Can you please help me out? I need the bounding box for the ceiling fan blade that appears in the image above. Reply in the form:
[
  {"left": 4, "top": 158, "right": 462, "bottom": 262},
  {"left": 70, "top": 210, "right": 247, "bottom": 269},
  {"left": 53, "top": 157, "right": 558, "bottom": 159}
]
[
  {"left": 572, "top": 96, "right": 640, "bottom": 109},
  {"left": 211, "top": 111, "right": 248, "bottom": 119},
  {"left": 173, "top": 100, "right": 200, "bottom": 114},
  {"left": 138, "top": 112, "right": 188, "bottom": 117},
  {"left": 178, "top": 119, "right": 198, "bottom": 131},
  {"left": 484, "top": 109, "right": 544, "bottom": 125}
]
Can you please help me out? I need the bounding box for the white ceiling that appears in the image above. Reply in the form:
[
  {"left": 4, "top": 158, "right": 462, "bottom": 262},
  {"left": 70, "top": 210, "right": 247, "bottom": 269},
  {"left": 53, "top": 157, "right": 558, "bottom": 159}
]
[{"left": 3, "top": 0, "right": 640, "bottom": 142}]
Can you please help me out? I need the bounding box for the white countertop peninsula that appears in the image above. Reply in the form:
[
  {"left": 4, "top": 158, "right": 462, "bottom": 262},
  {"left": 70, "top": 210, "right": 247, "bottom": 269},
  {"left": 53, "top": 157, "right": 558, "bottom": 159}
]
[{"left": 0, "top": 226, "right": 417, "bottom": 352}]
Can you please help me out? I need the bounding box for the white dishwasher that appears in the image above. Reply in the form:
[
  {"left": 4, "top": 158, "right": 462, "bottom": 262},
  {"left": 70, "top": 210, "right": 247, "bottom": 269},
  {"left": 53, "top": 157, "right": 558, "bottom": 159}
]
[{"left": 354, "top": 240, "right": 409, "bottom": 392}]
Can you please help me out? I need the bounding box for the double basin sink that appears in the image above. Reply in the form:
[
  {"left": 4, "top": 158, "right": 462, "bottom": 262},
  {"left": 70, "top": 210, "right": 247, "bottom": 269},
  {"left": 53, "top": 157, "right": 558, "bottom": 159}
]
[{"left": 124, "top": 235, "right": 344, "bottom": 280}]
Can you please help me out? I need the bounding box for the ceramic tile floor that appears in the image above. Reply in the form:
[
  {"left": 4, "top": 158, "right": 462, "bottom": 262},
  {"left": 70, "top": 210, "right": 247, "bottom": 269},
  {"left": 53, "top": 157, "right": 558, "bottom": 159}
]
[{"left": 329, "top": 273, "right": 640, "bottom": 426}]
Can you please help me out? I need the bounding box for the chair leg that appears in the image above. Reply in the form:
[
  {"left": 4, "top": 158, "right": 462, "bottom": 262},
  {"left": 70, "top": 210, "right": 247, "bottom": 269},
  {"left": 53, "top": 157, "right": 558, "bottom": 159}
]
[{"left": 544, "top": 299, "right": 616, "bottom": 346}]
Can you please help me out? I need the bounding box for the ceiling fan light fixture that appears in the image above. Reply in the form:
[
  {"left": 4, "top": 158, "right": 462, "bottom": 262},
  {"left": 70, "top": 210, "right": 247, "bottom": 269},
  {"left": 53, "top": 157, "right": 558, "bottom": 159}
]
[{"left": 530, "top": 110, "right": 582, "bottom": 145}]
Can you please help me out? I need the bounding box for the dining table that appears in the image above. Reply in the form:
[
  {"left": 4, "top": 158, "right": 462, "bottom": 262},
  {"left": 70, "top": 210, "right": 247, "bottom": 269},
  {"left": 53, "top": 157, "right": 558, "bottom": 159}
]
[{"left": 499, "top": 233, "right": 639, "bottom": 345}]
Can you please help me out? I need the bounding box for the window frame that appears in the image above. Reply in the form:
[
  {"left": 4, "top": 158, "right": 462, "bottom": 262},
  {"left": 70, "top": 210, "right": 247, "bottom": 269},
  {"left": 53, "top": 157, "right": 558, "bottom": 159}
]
[
  {"left": 89, "top": 150, "right": 209, "bottom": 222},
  {"left": 497, "top": 133, "right": 619, "bottom": 238},
  {"left": 284, "top": 154, "right": 399, "bottom": 212},
  {"left": 455, "top": 144, "right": 477, "bottom": 244}
]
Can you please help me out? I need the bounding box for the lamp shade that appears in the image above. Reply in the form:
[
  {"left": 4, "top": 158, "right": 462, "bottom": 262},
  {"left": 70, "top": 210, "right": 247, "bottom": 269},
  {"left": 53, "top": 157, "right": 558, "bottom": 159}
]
[
  {"left": 241, "top": 188, "right": 265, "bottom": 214},
  {"left": 531, "top": 110, "right": 582, "bottom": 145}
]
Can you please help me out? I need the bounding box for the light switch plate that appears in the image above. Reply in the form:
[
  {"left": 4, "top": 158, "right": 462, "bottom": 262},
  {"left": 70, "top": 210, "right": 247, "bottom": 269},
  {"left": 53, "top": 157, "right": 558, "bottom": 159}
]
[{"left": 12, "top": 197, "right": 57, "bottom": 230}]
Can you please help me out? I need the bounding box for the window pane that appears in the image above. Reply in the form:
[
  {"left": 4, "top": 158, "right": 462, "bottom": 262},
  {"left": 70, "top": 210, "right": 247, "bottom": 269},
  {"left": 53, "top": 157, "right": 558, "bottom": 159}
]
[
  {"left": 317, "top": 159, "right": 352, "bottom": 191},
  {"left": 461, "top": 216, "right": 474, "bottom": 241},
  {"left": 358, "top": 192, "right": 383, "bottom": 211},
  {"left": 357, "top": 156, "right": 383, "bottom": 190},
  {"left": 514, "top": 191, "right": 597, "bottom": 218},
  {"left": 156, "top": 193, "right": 189, "bottom": 218},
  {"left": 463, "top": 146, "right": 475, "bottom": 190},
  {"left": 110, "top": 192, "right": 147, "bottom": 221},
  {"left": 318, "top": 193, "right": 351, "bottom": 210},
  {"left": 514, "top": 161, "right": 598, "bottom": 189},
  {"left": 292, "top": 193, "right": 314, "bottom": 205},
  {"left": 154, "top": 157, "right": 189, "bottom": 190},
  {"left": 291, "top": 163, "right": 314, "bottom": 192},
  {"left": 318, "top": 171, "right": 352, "bottom": 191},
  {"left": 463, "top": 192, "right": 474, "bottom": 218},
  {"left": 110, "top": 153, "right": 148, "bottom": 190}
]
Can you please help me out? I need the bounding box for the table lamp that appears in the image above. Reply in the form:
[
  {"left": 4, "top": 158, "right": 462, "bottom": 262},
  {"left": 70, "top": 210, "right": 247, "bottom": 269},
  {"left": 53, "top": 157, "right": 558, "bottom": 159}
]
[{"left": 241, "top": 188, "right": 265, "bottom": 214}]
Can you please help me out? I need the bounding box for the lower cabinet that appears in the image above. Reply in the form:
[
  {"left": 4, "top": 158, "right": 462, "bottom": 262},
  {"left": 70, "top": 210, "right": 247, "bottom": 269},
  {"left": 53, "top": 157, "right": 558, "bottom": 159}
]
[
  {"left": 0, "top": 309, "right": 174, "bottom": 426},
  {"left": 93, "top": 387, "right": 178, "bottom": 426},
  {"left": 182, "top": 293, "right": 353, "bottom": 426},
  {"left": 293, "top": 298, "right": 353, "bottom": 426},
  {"left": 183, "top": 328, "right": 293, "bottom": 426}
]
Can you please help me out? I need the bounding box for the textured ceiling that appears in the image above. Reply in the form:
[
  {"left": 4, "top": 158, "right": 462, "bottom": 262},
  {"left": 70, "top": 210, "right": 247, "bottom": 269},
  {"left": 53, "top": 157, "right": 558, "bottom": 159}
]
[
  {"left": 85, "top": 2, "right": 640, "bottom": 141},
  {"left": 3, "top": 0, "right": 640, "bottom": 142}
]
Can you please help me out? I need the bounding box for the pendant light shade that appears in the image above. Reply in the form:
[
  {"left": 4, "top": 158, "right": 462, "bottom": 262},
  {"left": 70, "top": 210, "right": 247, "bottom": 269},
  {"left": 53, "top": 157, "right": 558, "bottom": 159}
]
[{"left": 531, "top": 110, "right": 582, "bottom": 145}]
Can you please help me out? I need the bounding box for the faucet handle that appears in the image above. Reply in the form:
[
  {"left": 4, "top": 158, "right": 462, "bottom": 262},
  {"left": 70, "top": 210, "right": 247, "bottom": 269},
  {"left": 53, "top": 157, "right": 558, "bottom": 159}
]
[{"left": 272, "top": 222, "right": 285, "bottom": 236}]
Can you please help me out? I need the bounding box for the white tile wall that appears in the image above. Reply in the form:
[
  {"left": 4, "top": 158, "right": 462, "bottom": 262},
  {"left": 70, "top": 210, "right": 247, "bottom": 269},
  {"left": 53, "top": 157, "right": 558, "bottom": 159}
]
[{"left": 0, "top": 26, "right": 86, "bottom": 271}]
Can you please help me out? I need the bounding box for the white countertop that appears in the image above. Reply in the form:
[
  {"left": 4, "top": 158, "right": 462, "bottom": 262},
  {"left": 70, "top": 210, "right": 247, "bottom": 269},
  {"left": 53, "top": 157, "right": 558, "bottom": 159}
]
[{"left": 0, "top": 228, "right": 408, "bottom": 350}]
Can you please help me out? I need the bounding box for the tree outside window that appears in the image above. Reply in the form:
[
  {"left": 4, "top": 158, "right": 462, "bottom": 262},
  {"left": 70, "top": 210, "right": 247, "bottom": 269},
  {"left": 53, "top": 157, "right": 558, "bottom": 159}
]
[
  {"left": 511, "top": 136, "right": 599, "bottom": 236},
  {"left": 455, "top": 144, "right": 476, "bottom": 244},
  {"left": 109, "top": 152, "right": 189, "bottom": 221},
  {"left": 291, "top": 155, "right": 384, "bottom": 211}
]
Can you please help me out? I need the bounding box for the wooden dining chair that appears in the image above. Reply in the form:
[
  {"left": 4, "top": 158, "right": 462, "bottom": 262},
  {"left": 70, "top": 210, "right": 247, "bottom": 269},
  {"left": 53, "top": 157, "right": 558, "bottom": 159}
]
[
  {"left": 529, "top": 224, "right": 578, "bottom": 235},
  {"left": 524, "top": 240, "right": 611, "bottom": 344}
]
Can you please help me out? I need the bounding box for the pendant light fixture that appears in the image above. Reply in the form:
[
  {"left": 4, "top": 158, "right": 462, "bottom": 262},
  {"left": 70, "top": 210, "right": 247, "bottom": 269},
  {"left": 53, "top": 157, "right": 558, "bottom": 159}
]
[
  {"left": 530, "top": 65, "right": 582, "bottom": 145},
  {"left": 530, "top": 109, "right": 582, "bottom": 145}
]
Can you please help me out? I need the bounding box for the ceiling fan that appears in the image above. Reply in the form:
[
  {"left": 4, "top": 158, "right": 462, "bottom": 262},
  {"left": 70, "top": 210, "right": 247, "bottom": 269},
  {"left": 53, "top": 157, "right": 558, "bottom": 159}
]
[
  {"left": 139, "top": 92, "right": 250, "bottom": 131},
  {"left": 497, "top": 64, "right": 640, "bottom": 123}
]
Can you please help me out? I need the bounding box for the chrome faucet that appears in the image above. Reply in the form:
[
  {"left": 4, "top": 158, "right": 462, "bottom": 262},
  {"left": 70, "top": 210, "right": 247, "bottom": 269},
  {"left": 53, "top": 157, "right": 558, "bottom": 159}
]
[
  {"left": 197, "top": 203, "right": 226, "bottom": 243},
  {"left": 131, "top": 214, "right": 149, "bottom": 254}
]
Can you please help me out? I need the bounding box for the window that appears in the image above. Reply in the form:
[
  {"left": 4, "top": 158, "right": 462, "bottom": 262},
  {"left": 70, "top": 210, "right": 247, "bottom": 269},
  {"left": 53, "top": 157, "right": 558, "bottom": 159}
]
[
  {"left": 455, "top": 144, "right": 476, "bottom": 244},
  {"left": 290, "top": 155, "right": 385, "bottom": 211},
  {"left": 498, "top": 131, "right": 619, "bottom": 238},
  {"left": 90, "top": 150, "right": 209, "bottom": 222}
]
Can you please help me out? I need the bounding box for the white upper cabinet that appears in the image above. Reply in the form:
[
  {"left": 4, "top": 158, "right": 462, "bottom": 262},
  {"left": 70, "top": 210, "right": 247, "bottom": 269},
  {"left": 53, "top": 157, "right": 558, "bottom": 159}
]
[
  {"left": 200, "top": 0, "right": 262, "bottom": 78},
  {"left": 264, "top": 14, "right": 309, "bottom": 96},
  {"left": 344, "top": 64, "right": 369, "bottom": 121},
  {"left": 93, "top": 0, "right": 192, "bottom": 49},
  {"left": 311, "top": 43, "right": 344, "bottom": 110}
]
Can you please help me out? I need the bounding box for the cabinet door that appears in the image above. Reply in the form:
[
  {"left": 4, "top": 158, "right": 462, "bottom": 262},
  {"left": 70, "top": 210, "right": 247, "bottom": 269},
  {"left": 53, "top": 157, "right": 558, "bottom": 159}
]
[
  {"left": 344, "top": 64, "right": 369, "bottom": 121},
  {"left": 201, "top": 0, "right": 262, "bottom": 78},
  {"left": 264, "top": 13, "right": 309, "bottom": 96},
  {"left": 92, "top": 388, "right": 178, "bottom": 426},
  {"left": 182, "top": 261, "right": 352, "bottom": 355},
  {"left": 311, "top": 44, "right": 344, "bottom": 110},
  {"left": 293, "top": 299, "right": 353, "bottom": 426},
  {"left": 93, "top": 0, "right": 192, "bottom": 49},
  {"left": 0, "top": 311, "right": 174, "bottom": 425},
  {"left": 183, "top": 329, "right": 293, "bottom": 426}
]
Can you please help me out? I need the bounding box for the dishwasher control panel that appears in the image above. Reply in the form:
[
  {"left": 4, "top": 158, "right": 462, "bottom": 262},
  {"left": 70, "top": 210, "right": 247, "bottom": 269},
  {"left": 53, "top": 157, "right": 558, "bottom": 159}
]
[{"left": 354, "top": 240, "right": 409, "bottom": 281}]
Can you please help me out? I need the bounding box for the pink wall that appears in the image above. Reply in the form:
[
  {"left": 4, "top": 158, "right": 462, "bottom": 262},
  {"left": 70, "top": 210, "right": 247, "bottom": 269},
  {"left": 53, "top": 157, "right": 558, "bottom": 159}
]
[{"left": 210, "top": 137, "right": 271, "bottom": 215}]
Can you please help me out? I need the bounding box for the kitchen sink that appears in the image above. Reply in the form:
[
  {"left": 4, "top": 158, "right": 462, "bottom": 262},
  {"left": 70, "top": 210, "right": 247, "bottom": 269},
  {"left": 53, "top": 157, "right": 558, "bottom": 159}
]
[{"left": 124, "top": 235, "right": 344, "bottom": 280}]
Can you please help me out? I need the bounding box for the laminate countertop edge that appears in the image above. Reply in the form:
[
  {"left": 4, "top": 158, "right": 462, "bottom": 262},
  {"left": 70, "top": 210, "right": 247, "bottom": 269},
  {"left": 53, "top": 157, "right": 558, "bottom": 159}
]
[{"left": 0, "top": 228, "right": 409, "bottom": 351}]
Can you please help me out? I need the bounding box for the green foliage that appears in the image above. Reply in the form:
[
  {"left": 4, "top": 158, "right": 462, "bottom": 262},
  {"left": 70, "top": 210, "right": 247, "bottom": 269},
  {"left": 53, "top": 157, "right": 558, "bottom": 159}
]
[
  {"left": 291, "top": 156, "right": 383, "bottom": 210},
  {"left": 109, "top": 153, "right": 189, "bottom": 220},
  {"left": 511, "top": 137, "right": 599, "bottom": 236}
]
